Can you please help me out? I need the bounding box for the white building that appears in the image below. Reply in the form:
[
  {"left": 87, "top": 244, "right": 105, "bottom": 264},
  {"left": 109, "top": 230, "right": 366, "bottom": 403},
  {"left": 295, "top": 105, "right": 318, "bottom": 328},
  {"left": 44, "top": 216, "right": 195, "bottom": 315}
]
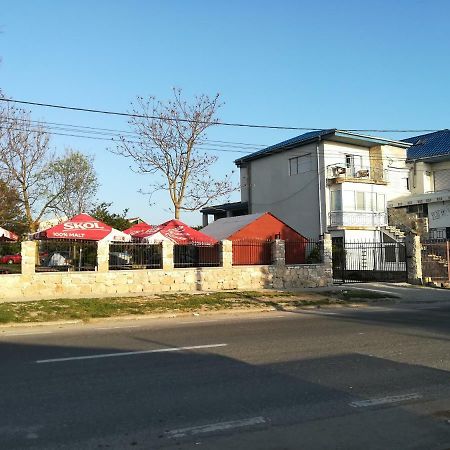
[
  {"left": 202, "top": 129, "right": 411, "bottom": 244},
  {"left": 388, "top": 129, "right": 450, "bottom": 239}
]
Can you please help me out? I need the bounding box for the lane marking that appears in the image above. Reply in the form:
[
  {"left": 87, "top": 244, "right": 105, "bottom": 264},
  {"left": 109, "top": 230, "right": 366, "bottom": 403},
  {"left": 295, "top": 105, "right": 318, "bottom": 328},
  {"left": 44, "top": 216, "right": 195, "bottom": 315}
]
[
  {"left": 95, "top": 325, "right": 141, "bottom": 330},
  {"left": 166, "top": 416, "right": 266, "bottom": 438},
  {"left": 179, "top": 320, "right": 219, "bottom": 324},
  {"left": 36, "top": 343, "right": 228, "bottom": 364},
  {"left": 349, "top": 393, "right": 422, "bottom": 408},
  {"left": 1, "top": 331, "right": 53, "bottom": 337}
]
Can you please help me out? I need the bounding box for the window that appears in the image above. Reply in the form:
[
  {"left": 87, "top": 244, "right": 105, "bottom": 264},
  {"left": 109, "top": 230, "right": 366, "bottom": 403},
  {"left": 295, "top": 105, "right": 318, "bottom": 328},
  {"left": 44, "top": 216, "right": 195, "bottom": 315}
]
[
  {"left": 289, "top": 154, "right": 311, "bottom": 176},
  {"left": 376, "top": 194, "right": 385, "bottom": 212},
  {"left": 353, "top": 192, "right": 384, "bottom": 211},
  {"left": 355, "top": 192, "right": 366, "bottom": 210},
  {"left": 330, "top": 190, "right": 342, "bottom": 211}
]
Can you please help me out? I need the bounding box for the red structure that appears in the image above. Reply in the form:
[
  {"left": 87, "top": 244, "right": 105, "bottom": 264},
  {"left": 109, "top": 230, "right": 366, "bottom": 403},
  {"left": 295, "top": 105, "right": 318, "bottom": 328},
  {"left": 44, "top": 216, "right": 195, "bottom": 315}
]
[{"left": 201, "top": 212, "right": 307, "bottom": 265}]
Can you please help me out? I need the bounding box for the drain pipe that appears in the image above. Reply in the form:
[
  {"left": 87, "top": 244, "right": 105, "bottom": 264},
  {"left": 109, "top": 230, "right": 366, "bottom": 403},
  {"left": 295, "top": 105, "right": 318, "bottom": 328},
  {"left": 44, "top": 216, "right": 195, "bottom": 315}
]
[{"left": 316, "top": 138, "right": 324, "bottom": 237}]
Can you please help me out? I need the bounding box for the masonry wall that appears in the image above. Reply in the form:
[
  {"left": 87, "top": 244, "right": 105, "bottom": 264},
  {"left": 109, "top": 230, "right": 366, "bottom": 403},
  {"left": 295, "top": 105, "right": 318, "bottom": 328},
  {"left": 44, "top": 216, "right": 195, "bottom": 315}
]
[{"left": 0, "top": 238, "right": 333, "bottom": 302}]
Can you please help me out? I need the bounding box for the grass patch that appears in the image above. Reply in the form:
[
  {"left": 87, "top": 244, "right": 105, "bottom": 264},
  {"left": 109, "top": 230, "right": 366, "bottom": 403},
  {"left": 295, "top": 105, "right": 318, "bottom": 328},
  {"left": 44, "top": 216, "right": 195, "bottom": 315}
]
[{"left": 0, "top": 289, "right": 397, "bottom": 325}]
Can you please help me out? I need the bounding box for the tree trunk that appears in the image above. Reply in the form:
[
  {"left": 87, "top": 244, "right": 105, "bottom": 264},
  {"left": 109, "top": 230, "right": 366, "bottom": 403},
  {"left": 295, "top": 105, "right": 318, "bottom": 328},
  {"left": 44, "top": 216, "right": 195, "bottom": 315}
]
[{"left": 174, "top": 204, "right": 180, "bottom": 220}]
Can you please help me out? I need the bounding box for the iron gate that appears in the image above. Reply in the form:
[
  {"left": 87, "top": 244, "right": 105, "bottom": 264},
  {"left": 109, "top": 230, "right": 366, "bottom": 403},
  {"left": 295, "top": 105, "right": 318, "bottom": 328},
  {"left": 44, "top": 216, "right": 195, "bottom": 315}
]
[{"left": 332, "top": 241, "right": 407, "bottom": 283}]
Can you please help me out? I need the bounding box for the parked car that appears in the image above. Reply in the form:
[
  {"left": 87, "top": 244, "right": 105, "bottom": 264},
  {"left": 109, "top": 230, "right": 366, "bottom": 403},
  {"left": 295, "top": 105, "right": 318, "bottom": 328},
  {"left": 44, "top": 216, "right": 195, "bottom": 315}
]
[{"left": 0, "top": 253, "right": 21, "bottom": 264}]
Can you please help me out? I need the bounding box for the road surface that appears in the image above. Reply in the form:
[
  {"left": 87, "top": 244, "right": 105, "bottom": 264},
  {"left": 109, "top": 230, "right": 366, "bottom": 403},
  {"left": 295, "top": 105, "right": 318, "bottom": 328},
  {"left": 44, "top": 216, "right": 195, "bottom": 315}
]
[{"left": 0, "top": 296, "right": 449, "bottom": 449}]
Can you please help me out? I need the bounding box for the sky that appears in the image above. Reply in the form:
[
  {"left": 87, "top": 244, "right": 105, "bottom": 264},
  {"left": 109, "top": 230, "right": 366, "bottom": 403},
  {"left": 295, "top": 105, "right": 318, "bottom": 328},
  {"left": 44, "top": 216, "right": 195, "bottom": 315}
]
[{"left": 1, "top": 0, "right": 450, "bottom": 226}]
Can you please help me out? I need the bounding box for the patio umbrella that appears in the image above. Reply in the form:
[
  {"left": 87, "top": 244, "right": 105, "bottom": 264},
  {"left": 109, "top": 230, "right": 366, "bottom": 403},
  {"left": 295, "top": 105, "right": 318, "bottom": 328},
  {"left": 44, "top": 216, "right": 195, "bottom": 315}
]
[
  {"left": 0, "top": 226, "right": 19, "bottom": 242},
  {"left": 123, "top": 221, "right": 153, "bottom": 237},
  {"left": 32, "top": 213, "right": 132, "bottom": 242},
  {"left": 134, "top": 219, "right": 218, "bottom": 245}
]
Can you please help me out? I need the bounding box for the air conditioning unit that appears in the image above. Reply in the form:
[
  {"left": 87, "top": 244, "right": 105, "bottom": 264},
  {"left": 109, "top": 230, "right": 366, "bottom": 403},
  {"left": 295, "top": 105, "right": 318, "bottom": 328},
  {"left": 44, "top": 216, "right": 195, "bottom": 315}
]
[
  {"left": 356, "top": 169, "right": 370, "bottom": 178},
  {"left": 332, "top": 166, "right": 347, "bottom": 176}
]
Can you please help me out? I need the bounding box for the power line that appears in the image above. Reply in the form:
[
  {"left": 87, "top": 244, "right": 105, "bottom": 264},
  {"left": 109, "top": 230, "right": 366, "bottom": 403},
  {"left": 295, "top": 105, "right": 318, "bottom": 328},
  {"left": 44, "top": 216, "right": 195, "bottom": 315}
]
[{"left": 0, "top": 97, "right": 442, "bottom": 133}]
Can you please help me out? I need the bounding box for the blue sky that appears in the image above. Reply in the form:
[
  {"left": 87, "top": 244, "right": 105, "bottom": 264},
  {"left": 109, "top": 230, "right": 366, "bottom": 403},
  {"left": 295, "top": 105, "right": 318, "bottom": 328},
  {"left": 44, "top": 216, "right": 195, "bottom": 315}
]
[{"left": 1, "top": 0, "right": 449, "bottom": 225}]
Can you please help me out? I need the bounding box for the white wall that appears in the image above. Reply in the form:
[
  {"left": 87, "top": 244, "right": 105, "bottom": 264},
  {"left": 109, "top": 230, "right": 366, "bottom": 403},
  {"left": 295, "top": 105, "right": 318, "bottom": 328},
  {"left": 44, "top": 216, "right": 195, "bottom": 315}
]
[{"left": 245, "top": 141, "right": 322, "bottom": 238}]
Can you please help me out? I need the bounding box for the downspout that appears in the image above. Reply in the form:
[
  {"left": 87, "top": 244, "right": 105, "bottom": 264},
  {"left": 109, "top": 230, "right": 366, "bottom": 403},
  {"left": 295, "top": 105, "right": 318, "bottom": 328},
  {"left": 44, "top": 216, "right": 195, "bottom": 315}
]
[
  {"left": 247, "top": 163, "right": 252, "bottom": 214},
  {"left": 316, "top": 138, "right": 323, "bottom": 236}
]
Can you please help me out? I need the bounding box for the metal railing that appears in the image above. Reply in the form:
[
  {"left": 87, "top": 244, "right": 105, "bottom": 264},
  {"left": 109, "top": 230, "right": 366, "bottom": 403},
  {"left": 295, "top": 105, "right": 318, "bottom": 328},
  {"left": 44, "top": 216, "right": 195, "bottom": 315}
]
[
  {"left": 109, "top": 242, "right": 162, "bottom": 270},
  {"left": 36, "top": 240, "right": 98, "bottom": 272},
  {"left": 0, "top": 241, "right": 22, "bottom": 274},
  {"left": 232, "top": 240, "right": 272, "bottom": 265},
  {"left": 421, "top": 240, "right": 450, "bottom": 282},
  {"left": 174, "top": 243, "right": 220, "bottom": 268},
  {"left": 326, "top": 165, "right": 388, "bottom": 182},
  {"left": 329, "top": 211, "right": 388, "bottom": 227},
  {"left": 285, "top": 240, "right": 323, "bottom": 264}
]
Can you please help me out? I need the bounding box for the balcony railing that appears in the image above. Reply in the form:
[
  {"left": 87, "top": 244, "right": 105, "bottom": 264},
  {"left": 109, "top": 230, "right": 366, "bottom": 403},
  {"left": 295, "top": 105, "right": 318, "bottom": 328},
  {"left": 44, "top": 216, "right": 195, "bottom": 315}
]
[
  {"left": 329, "top": 211, "right": 388, "bottom": 227},
  {"left": 327, "top": 165, "right": 388, "bottom": 183}
]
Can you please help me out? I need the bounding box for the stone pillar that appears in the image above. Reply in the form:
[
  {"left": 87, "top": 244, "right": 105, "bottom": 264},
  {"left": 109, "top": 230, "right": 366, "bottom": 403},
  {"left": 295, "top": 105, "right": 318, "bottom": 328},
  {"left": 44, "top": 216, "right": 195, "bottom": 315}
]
[
  {"left": 97, "top": 241, "right": 110, "bottom": 273},
  {"left": 220, "top": 240, "right": 233, "bottom": 268},
  {"left": 322, "top": 233, "right": 333, "bottom": 269},
  {"left": 162, "top": 240, "right": 174, "bottom": 270},
  {"left": 405, "top": 232, "right": 423, "bottom": 285},
  {"left": 271, "top": 239, "right": 286, "bottom": 266},
  {"left": 21, "top": 240, "right": 37, "bottom": 275}
]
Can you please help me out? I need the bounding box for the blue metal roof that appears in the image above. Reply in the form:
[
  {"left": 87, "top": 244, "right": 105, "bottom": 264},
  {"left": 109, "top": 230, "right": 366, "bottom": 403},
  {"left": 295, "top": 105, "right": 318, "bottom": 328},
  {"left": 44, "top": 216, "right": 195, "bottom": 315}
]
[
  {"left": 234, "top": 128, "right": 409, "bottom": 165},
  {"left": 403, "top": 129, "right": 450, "bottom": 161}
]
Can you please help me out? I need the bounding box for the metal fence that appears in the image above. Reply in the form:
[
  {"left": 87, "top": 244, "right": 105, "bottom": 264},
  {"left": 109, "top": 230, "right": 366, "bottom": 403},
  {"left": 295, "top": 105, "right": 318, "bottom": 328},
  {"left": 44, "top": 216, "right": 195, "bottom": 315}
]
[
  {"left": 332, "top": 240, "right": 407, "bottom": 283},
  {"left": 174, "top": 243, "right": 220, "bottom": 268},
  {"left": 109, "top": 242, "right": 162, "bottom": 270},
  {"left": 285, "top": 239, "right": 323, "bottom": 264},
  {"left": 0, "top": 241, "right": 22, "bottom": 274},
  {"left": 232, "top": 240, "right": 272, "bottom": 265},
  {"left": 421, "top": 240, "right": 450, "bottom": 283},
  {"left": 36, "top": 240, "right": 98, "bottom": 272}
]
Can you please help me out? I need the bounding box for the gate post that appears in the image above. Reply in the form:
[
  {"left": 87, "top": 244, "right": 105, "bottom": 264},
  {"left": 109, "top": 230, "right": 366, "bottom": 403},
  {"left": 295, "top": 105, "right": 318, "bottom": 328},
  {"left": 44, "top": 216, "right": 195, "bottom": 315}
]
[
  {"left": 271, "top": 239, "right": 286, "bottom": 266},
  {"left": 405, "top": 231, "right": 423, "bottom": 285},
  {"left": 323, "top": 233, "right": 333, "bottom": 270}
]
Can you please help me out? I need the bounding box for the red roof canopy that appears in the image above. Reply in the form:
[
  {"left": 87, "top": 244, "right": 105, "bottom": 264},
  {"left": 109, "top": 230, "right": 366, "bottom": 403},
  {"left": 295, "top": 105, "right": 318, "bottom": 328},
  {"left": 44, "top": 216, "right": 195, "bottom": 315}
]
[
  {"left": 123, "top": 221, "right": 153, "bottom": 236},
  {"left": 33, "top": 213, "right": 131, "bottom": 242},
  {"left": 134, "top": 219, "right": 217, "bottom": 245},
  {"left": 0, "top": 226, "right": 19, "bottom": 242}
]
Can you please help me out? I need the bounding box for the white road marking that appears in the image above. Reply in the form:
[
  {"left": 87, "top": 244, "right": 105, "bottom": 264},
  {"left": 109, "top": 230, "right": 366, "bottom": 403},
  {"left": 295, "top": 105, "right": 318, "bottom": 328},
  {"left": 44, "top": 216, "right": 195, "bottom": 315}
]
[
  {"left": 349, "top": 393, "right": 422, "bottom": 408},
  {"left": 36, "top": 343, "right": 228, "bottom": 364},
  {"left": 166, "top": 416, "right": 267, "bottom": 438},
  {"left": 95, "top": 325, "right": 141, "bottom": 330},
  {"left": 179, "top": 320, "right": 219, "bottom": 324},
  {"left": 1, "top": 331, "right": 53, "bottom": 337}
]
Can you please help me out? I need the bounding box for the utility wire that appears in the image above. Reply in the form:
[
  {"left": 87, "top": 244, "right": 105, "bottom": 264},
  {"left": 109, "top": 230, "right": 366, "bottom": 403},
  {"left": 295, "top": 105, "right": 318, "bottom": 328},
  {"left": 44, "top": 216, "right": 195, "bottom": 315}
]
[{"left": 0, "top": 97, "right": 442, "bottom": 133}]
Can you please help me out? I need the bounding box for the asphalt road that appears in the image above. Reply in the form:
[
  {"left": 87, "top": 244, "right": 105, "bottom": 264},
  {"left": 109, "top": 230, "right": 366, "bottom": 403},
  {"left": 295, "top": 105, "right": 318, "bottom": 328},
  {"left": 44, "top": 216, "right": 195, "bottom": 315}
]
[{"left": 1, "top": 296, "right": 450, "bottom": 449}]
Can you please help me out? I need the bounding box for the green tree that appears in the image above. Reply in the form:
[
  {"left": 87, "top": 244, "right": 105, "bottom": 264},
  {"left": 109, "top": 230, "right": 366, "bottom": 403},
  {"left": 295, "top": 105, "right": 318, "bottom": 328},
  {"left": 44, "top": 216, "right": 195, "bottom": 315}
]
[{"left": 90, "top": 202, "right": 130, "bottom": 231}]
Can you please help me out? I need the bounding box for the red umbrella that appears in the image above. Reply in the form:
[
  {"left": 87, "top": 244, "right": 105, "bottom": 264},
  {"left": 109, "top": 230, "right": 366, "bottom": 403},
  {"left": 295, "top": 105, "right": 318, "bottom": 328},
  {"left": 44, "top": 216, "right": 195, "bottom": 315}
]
[
  {"left": 134, "top": 219, "right": 217, "bottom": 245},
  {"left": 0, "top": 226, "right": 19, "bottom": 242},
  {"left": 32, "top": 213, "right": 131, "bottom": 242},
  {"left": 123, "top": 221, "right": 153, "bottom": 237}
]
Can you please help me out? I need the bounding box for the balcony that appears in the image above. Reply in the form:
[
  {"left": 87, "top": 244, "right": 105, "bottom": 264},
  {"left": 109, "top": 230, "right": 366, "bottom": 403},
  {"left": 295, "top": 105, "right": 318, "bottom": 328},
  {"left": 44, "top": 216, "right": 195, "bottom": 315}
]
[
  {"left": 329, "top": 211, "right": 388, "bottom": 227},
  {"left": 327, "top": 165, "right": 388, "bottom": 184}
]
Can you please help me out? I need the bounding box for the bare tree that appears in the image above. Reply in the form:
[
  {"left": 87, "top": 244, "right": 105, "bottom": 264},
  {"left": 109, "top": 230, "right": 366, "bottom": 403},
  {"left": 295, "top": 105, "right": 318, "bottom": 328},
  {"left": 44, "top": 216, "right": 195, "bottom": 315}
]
[
  {"left": 114, "top": 88, "right": 236, "bottom": 219},
  {"left": 0, "top": 97, "right": 99, "bottom": 231}
]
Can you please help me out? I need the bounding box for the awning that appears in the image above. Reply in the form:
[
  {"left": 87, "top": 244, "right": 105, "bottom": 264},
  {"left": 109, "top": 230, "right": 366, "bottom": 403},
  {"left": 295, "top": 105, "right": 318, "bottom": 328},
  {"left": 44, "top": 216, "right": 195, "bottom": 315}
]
[
  {"left": 134, "top": 219, "right": 218, "bottom": 245},
  {"left": 123, "top": 221, "right": 153, "bottom": 236},
  {"left": 0, "top": 226, "right": 19, "bottom": 242},
  {"left": 32, "top": 213, "right": 132, "bottom": 242},
  {"left": 388, "top": 190, "right": 450, "bottom": 208}
]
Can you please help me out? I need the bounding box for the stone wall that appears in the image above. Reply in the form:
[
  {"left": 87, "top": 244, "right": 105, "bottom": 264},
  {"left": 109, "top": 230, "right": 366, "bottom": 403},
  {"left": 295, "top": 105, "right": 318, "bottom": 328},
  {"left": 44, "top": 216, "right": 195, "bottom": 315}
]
[{"left": 0, "top": 238, "right": 333, "bottom": 302}]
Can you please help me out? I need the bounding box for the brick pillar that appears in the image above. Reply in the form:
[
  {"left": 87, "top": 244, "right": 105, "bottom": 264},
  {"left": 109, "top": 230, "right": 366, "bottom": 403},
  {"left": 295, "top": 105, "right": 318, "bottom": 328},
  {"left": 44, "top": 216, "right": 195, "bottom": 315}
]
[
  {"left": 162, "top": 240, "right": 174, "bottom": 270},
  {"left": 271, "top": 239, "right": 285, "bottom": 266},
  {"left": 322, "top": 233, "right": 333, "bottom": 269},
  {"left": 97, "top": 241, "right": 110, "bottom": 273},
  {"left": 405, "top": 232, "right": 423, "bottom": 285},
  {"left": 220, "top": 240, "right": 233, "bottom": 268},
  {"left": 21, "top": 240, "right": 37, "bottom": 275}
]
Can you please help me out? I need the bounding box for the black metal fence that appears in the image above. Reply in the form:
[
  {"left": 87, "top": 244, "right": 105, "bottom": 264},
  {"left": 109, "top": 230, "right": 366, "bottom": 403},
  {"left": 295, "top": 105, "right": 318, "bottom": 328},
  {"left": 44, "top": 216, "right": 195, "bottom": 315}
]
[
  {"left": 332, "top": 240, "right": 407, "bottom": 283},
  {"left": 421, "top": 240, "right": 449, "bottom": 283},
  {"left": 174, "top": 243, "right": 220, "bottom": 268},
  {"left": 285, "top": 239, "right": 324, "bottom": 264},
  {"left": 232, "top": 240, "right": 272, "bottom": 265},
  {"left": 109, "top": 242, "right": 162, "bottom": 270},
  {"left": 0, "top": 241, "right": 22, "bottom": 274},
  {"left": 36, "top": 240, "right": 98, "bottom": 272}
]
